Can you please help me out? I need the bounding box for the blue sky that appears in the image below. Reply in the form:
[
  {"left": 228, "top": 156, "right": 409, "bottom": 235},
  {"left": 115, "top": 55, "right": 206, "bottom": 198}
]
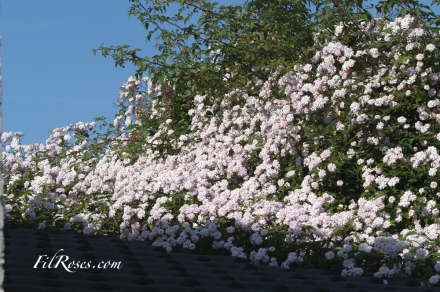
[
  {"left": 4, "top": 1, "right": 149, "bottom": 145},
  {"left": 2, "top": 0, "right": 243, "bottom": 145},
  {"left": 2, "top": 0, "right": 438, "bottom": 145}
]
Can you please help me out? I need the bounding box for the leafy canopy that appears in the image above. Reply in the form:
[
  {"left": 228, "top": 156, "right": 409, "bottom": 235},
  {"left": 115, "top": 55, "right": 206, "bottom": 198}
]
[{"left": 94, "top": 0, "right": 440, "bottom": 130}]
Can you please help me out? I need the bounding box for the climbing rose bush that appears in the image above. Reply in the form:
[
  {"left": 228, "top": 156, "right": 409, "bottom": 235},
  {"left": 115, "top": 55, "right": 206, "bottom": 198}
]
[{"left": 4, "top": 14, "right": 440, "bottom": 284}]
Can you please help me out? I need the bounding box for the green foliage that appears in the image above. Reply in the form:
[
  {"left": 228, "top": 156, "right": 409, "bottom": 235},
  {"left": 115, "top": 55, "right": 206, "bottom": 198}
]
[
  {"left": 94, "top": 0, "right": 318, "bottom": 129},
  {"left": 94, "top": 0, "right": 440, "bottom": 139}
]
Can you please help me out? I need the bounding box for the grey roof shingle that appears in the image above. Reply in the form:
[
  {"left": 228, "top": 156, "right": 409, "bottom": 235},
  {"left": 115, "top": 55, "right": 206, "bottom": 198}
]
[{"left": 4, "top": 228, "right": 440, "bottom": 292}]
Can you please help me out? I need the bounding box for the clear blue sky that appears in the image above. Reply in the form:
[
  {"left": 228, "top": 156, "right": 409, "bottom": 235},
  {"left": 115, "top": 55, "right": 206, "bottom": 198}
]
[
  {"left": 2, "top": 0, "right": 243, "bottom": 145},
  {"left": 2, "top": 0, "right": 438, "bottom": 145}
]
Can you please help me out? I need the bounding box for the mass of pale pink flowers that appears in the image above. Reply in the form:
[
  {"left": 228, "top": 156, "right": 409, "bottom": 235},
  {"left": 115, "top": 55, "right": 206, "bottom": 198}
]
[{"left": 3, "top": 14, "right": 440, "bottom": 285}]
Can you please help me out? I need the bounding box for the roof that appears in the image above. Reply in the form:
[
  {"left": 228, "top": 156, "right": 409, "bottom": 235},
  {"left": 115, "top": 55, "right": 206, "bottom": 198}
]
[{"left": 4, "top": 228, "right": 439, "bottom": 292}]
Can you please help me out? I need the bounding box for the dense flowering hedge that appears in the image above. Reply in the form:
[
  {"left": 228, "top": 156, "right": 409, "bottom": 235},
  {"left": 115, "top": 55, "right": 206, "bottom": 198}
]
[{"left": 4, "top": 14, "right": 440, "bottom": 285}]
